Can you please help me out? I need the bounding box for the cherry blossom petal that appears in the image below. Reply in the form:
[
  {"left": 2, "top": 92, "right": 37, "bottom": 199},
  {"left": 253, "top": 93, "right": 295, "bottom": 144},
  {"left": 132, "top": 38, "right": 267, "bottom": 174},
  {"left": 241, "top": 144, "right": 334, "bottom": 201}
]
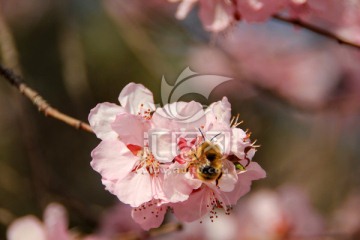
[
  {"left": 223, "top": 162, "right": 266, "bottom": 205},
  {"left": 89, "top": 103, "right": 124, "bottom": 140},
  {"left": 91, "top": 140, "right": 137, "bottom": 187},
  {"left": 175, "top": 0, "right": 198, "bottom": 19},
  {"left": 111, "top": 113, "right": 150, "bottom": 147},
  {"left": 238, "top": 0, "right": 286, "bottom": 22},
  {"left": 163, "top": 163, "right": 202, "bottom": 202},
  {"left": 114, "top": 172, "right": 153, "bottom": 207},
  {"left": 199, "top": 0, "right": 234, "bottom": 32},
  {"left": 217, "top": 159, "right": 238, "bottom": 192},
  {"left": 101, "top": 178, "right": 117, "bottom": 194},
  {"left": 131, "top": 200, "right": 168, "bottom": 230},
  {"left": 172, "top": 187, "right": 212, "bottom": 222},
  {"left": 246, "top": 147, "right": 256, "bottom": 161},
  {"left": 118, "top": 83, "right": 155, "bottom": 116},
  {"left": 204, "top": 97, "right": 232, "bottom": 133},
  {"left": 205, "top": 97, "right": 232, "bottom": 125},
  {"left": 148, "top": 129, "right": 176, "bottom": 163},
  {"left": 231, "top": 127, "right": 250, "bottom": 159},
  {"left": 291, "top": 0, "right": 307, "bottom": 4},
  {"left": 152, "top": 101, "right": 206, "bottom": 130},
  {"left": 151, "top": 170, "right": 168, "bottom": 202},
  {"left": 7, "top": 216, "right": 47, "bottom": 240}
]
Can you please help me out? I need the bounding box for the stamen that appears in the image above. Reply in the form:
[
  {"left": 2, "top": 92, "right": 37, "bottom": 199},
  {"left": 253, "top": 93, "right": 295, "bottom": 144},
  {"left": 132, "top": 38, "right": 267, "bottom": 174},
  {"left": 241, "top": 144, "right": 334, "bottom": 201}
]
[
  {"left": 137, "top": 103, "right": 152, "bottom": 120},
  {"left": 231, "top": 113, "right": 243, "bottom": 127},
  {"left": 131, "top": 147, "right": 160, "bottom": 176}
]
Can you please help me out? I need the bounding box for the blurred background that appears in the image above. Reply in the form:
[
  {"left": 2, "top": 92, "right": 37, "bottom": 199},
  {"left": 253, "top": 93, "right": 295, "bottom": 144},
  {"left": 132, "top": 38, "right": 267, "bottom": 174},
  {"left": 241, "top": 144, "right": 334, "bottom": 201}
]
[{"left": 0, "top": 0, "right": 359, "bottom": 239}]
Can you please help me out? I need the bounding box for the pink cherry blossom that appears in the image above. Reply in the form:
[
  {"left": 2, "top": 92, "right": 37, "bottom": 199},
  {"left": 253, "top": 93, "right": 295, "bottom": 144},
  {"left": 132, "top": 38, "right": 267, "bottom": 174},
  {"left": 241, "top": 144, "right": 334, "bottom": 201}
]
[
  {"left": 168, "top": 0, "right": 360, "bottom": 42},
  {"left": 169, "top": 0, "right": 288, "bottom": 31},
  {"left": 89, "top": 83, "right": 169, "bottom": 208},
  {"left": 89, "top": 82, "right": 154, "bottom": 141},
  {"left": 170, "top": 0, "right": 238, "bottom": 32},
  {"left": 90, "top": 83, "right": 265, "bottom": 230},
  {"left": 7, "top": 203, "right": 71, "bottom": 240},
  {"left": 129, "top": 96, "right": 265, "bottom": 229},
  {"left": 170, "top": 98, "right": 265, "bottom": 218}
]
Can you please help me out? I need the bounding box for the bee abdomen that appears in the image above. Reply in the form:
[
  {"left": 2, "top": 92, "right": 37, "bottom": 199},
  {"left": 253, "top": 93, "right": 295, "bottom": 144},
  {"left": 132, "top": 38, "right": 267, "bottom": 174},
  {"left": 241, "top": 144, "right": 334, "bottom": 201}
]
[{"left": 198, "top": 166, "right": 220, "bottom": 180}]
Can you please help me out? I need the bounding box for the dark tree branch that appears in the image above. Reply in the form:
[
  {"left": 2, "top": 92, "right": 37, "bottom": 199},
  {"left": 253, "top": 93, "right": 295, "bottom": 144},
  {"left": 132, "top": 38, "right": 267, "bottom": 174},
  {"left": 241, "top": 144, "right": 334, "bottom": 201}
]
[
  {"left": 273, "top": 14, "right": 360, "bottom": 50},
  {"left": 0, "top": 64, "right": 93, "bottom": 133}
]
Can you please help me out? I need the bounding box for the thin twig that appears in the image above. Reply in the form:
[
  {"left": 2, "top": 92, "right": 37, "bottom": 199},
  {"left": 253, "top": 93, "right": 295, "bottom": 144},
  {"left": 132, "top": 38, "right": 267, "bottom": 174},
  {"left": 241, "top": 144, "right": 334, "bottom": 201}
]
[
  {"left": 111, "top": 222, "right": 183, "bottom": 240},
  {"left": 0, "top": 7, "right": 50, "bottom": 209},
  {"left": 149, "top": 222, "right": 183, "bottom": 237},
  {"left": 0, "top": 64, "right": 93, "bottom": 133},
  {"left": 273, "top": 14, "right": 360, "bottom": 50}
]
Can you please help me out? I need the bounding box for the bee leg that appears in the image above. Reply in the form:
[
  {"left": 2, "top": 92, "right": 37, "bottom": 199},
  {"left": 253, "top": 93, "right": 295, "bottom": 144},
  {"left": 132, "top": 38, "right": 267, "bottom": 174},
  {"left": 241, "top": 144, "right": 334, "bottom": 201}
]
[
  {"left": 215, "top": 172, "right": 223, "bottom": 187},
  {"left": 186, "top": 163, "right": 194, "bottom": 172}
]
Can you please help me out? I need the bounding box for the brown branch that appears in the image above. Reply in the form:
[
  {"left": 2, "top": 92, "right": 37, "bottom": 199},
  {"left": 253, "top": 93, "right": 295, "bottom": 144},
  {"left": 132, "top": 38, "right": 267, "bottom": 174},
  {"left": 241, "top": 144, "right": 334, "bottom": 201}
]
[
  {"left": 148, "top": 222, "right": 183, "bottom": 237},
  {"left": 0, "top": 64, "right": 93, "bottom": 133},
  {"left": 273, "top": 14, "right": 360, "bottom": 50},
  {"left": 114, "top": 223, "right": 183, "bottom": 240}
]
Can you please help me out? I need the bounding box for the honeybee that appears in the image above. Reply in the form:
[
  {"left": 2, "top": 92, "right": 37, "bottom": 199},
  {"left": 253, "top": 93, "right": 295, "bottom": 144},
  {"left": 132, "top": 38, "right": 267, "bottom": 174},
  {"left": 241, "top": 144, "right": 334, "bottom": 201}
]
[{"left": 192, "top": 132, "right": 224, "bottom": 186}]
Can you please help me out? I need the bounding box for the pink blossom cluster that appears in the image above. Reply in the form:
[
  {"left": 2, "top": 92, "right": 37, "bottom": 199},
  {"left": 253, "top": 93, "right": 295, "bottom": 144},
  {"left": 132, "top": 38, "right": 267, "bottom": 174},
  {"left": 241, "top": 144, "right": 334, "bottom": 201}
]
[
  {"left": 7, "top": 203, "right": 72, "bottom": 240},
  {"left": 6, "top": 203, "right": 145, "bottom": 240},
  {"left": 89, "top": 83, "right": 265, "bottom": 230},
  {"left": 186, "top": 23, "right": 360, "bottom": 110},
  {"left": 168, "top": 0, "right": 304, "bottom": 32},
  {"left": 165, "top": 186, "right": 325, "bottom": 240},
  {"left": 8, "top": 190, "right": 360, "bottom": 239},
  {"left": 169, "top": 0, "right": 360, "bottom": 35}
]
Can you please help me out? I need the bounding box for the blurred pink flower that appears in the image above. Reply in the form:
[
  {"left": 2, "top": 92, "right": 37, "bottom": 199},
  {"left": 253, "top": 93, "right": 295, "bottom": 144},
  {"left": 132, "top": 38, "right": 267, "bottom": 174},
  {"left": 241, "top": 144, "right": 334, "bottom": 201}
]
[
  {"left": 237, "top": 0, "right": 286, "bottom": 22},
  {"left": 168, "top": 0, "right": 360, "bottom": 42},
  {"left": 84, "top": 204, "right": 145, "bottom": 240},
  {"left": 285, "top": 0, "right": 360, "bottom": 45},
  {"left": 7, "top": 203, "right": 71, "bottom": 240},
  {"left": 157, "top": 211, "right": 238, "bottom": 240},
  {"left": 331, "top": 192, "right": 360, "bottom": 239},
  {"left": 235, "top": 186, "right": 324, "bottom": 239},
  {"left": 187, "top": 23, "right": 360, "bottom": 111},
  {"left": 163, "top": 186, "right": 324, "bottom": 240},
  {"left": 169, "top": 0, "right": 288, "bottom": 31}
]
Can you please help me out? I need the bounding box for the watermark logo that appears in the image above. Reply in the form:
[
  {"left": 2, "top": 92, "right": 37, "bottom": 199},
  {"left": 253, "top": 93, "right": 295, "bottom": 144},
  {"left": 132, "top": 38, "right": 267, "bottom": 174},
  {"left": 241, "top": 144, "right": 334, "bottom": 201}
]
[
  {"left": 147, "top": 129, "right": 231, "bottom": 163},
  {"left": 159, "top": 67, "right": 232, "bottom": 123},
  {"left": 142, "top": 67, "right": 233, "bottom": 164}
]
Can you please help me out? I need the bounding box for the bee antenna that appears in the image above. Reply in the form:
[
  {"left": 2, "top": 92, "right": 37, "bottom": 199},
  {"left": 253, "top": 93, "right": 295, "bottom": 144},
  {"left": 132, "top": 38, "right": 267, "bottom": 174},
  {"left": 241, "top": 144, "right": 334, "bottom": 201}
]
[
  {"left": 194, "top": 154, "right": 199, "bottom": 160},
  {"left": 198, "top": 128, "right": 206, "bottom": 141},
  {"left": 210, "top": 133, "right": 221, "bottom": 142}
]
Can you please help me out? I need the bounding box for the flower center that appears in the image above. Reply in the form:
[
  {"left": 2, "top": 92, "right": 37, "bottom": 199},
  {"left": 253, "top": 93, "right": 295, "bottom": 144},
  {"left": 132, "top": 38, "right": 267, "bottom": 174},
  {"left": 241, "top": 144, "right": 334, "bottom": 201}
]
[
  {"left": 132, "top": 147, "right": 160, "bottom": 176},
  {"left": 199, "top": 190, "right": 232, "bottom": 223},
  {"left": 138, "top": 103, "right": 152, "bottom": 120}
]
